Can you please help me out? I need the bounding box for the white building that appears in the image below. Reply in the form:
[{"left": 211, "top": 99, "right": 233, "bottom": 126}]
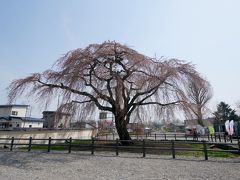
[
  {"left": 0, "top": 105, "right": 44, "bottom": 130},
  {"left": 0, "top": 105, "right": 28, "bottom": 117},
  {"left": 0, "top": 116, "right": 45, "bottom": 129}
]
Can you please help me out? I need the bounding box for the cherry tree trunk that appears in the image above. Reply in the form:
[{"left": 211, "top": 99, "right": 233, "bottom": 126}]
[{"left": 115, "top": 115, "right": 132, "bottom": 145}]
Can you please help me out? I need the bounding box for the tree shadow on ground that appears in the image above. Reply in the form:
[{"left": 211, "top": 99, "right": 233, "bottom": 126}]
[{"left": 0, "top": 151, "right": 90, "bottom": 169}]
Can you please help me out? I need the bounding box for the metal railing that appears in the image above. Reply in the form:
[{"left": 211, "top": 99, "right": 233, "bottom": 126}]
[{"left": 96, "top": 132, "right": 239, "bottom": 144}]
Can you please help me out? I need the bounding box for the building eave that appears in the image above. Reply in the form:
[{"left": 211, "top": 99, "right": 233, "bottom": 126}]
[{"left": 0, "top": 104, "right": 29, "bottom": 108}]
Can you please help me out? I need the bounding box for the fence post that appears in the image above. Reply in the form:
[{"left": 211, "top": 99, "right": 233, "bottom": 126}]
[
  {"left": 113, "top": 133, "right": 115, "bottom": 140},
  {"left": 146, "top": 133, "right": 148, "bottom": 139},
  {"left": 207, "top": 133, "right": 210, "bottom": 141},
  {"left": 155, "top": 134, "right": 156, "bottom": 141},
  {"left": 238, "top": 136, "right": 240, "bottom": 152},
  {"left": 171, "top": 140, "right": 175, "bottom": 159},
  {"left": 47, "top": 137, "right": 51, "bottom": 152},
  {"left": 185, "top": 134, "right": 187, "bottom": 141},
  {"left": 202, "top": 140, "right": 208, "bottom": 160},
  {"left": 164, "top": 134, "right": 167, "bottom": 140},
  {"left": 116, "top": 138, "right": 119, "bottom": 156},
  {"left": 218, "top": 134, "right": 221, "bottom": 142},
  {"left": 174, "top": 134, "right": 177, "bottom": 141},
  {"left": 224, "top": 134, "right": 226, "bottom": 143},
  {"left": 91, "top": 138, "right": 95, "bottom": 155},
  {"left": 142, "top": 139, "right": 146, "bottom": 158},
  {"left": 106, "top": 134, "right": 108, "bottom": 140},
  {"left": 10, "top": 137, "right": 14, "bottom": 151},
  {"left": 28, "top": 137, "right": 32, "bottom": 152},
  {"left": 214, "top": 134, "right": 217, "bottom": 142},
  {"left": 211, "top": 134, "right": 213, "bottom": 142},
  {"left": 68, "top": 137, "right": 72, "bottom": 153}
]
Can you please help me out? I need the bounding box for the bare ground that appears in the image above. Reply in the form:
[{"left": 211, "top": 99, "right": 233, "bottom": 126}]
[{"left": 0, "top": 151, "right": 239, "bottom": 180}]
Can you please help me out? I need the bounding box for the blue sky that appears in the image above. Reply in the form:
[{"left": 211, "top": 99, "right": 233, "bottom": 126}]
[{"left": 1, "top": 0, "right": 240, "bottom": 117}]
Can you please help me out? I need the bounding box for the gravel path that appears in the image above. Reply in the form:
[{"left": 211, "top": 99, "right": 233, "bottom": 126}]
[{"left": 0, "top": 151, "right": 239, "bottom": 180}]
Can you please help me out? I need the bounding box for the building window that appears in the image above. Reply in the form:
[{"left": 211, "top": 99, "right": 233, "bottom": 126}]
[
  {"left": 99, "top": 112, "right": 107, "bottom": 119},
  {"left": 11, "top": 111, "right": 18, "bottom": 116}
]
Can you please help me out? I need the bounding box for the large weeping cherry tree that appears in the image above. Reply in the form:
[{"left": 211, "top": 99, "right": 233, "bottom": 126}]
[{"left": 8, "top": 41, "right": 201, "bottom": 142}]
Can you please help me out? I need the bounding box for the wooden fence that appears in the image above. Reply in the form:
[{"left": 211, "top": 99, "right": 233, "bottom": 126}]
[
  {"left": 0, "top": 137, "right": 239, "bottom": 160},
  {"left": 98, "top": 132, "right": 239, "bottom": 144}
]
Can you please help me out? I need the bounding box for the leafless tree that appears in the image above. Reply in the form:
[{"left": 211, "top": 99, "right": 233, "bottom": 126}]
[
  {"left": 8, "top": 41, "right": 201, "bottom": 142},
  {"left": 183, "top": 75, "right": 213, "bottom": 126},
  {"left": 235, "top": 100, "right": 240, "bottom": 115}
]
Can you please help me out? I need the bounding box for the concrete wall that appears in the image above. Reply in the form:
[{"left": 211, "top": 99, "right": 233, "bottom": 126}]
[
  {"left": 8, "top": 118, "right": 22, "bottom": 128},
  {"left": 0, "top": 129, "right": 95, "bottom": 146}
]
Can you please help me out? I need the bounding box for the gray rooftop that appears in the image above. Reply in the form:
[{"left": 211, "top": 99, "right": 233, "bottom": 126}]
[
  {"left": 0, "top": 116, "right": 44, "bottom": 122},
  {"left": 0, "top": 104, "right": 29, "bottom": 108}
]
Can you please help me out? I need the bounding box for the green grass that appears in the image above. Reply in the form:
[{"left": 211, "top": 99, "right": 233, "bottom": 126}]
[
  {"left": 72, "top": 139, "right": 92, "bottom": 145},
  {"left": 21, "top": 139, "right": 92, "bottom": 151},
  {"left": 207, "top": 151, "right": 239, "bottom": 158},
  {"left": 174, "top": 142, "right": 240, "bottom": 158}
]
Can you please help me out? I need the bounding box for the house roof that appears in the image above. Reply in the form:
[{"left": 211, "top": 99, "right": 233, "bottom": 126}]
[
  {"left": 42, "top": 111, "right": 71, "bottom": 116},
  {"left": 42, "top": 111, "right": 56, "bottom": 114},
  {"left": 22, "top": 117, "right": 45, "bottom": 122},
  {"left": 0, "top": 116, "right": 11, "bottom": 120},
  {"left": 0, "top": 116, "right": 45, "bottom": 122},
  {"left": 0, "top": 104, "right": 29, "bottom": 108}
]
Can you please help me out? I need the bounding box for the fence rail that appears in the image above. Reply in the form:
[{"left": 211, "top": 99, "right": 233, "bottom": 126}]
[
  {"left": 0, "top": 136, "right": 239, "bottom": 160},
  {"left": 97, "top": 132, "right": 240, "bottom": 144}
]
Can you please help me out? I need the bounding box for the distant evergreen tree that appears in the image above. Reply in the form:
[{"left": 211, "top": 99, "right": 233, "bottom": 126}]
[{"left": 213, "top": 102, "right": 239, "bottom": 123}]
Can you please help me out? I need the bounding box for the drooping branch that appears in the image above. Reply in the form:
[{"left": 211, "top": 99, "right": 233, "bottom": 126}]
[
  {"left": 136, "top": 100, "right": 183, "bottom": 106},
  {"left": 37, "top": 79, "right": 112, "bottom": 112},
  {"left": 72, "top": 100, "right": 93, "bottom": 104}
]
